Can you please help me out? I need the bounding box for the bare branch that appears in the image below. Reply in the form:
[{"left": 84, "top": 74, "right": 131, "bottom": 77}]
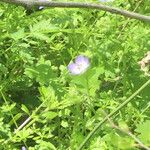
[
  {"left": 0, "top": 0, "right": 150, "bottom": 22},
  {"left": 14, "top": 117, "right": 31, "bottom": 133}
]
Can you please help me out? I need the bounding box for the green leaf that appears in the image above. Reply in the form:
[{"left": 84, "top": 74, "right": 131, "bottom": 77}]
[
  {"left": 25, "top": 68, "right": 39, "bottom": 79},
  {"left": 41, "top": 111, "right": 58, "bottom": 121},
  {"left": 29, "top": 32, "right": 50, "bottom": 41},
  {"left": 9, "top": 113, "right": 22, "bottom": 126},
  {"left": 25, "top": 58, "right": 56, "bottom": 84},
  {"left": 0, "top": 63, "right": 8, "bottom": 74},
  {"left": 104, "top": 131, "right": 135, "bottom": 149},
  {"left": 35, "top": 140, "right": 57, "bottom": 150},
  {"left": 21, "top": 104, "right": 30, "bottom": 115},
  {"left": 61, "top": 120, "right": 68, "bottom": 128},
  {"left": 135, "top": 120, "right": 150, "bottom": 145},
  {"left": 10, "top": 28, "right": 25, "bottom": 40},
  {"left": 30, "top": 20, "right": 58, "bottom": 33}
]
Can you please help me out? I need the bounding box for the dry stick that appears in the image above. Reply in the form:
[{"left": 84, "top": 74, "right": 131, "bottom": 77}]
[
  {"left": 14, "top": 100, "right": 45, "bottom": 133},
  {"left": 14, "top": 117, "right": 31, "bottom": 133},
  {"left": 0, "top": 0, "right": 150, "bottom": 22},
  {"left": 78, "top": 79, "right": 150, "bottom": 150},
  {"left": 103, "top": 111, "right": 150, "bottom": 150}
]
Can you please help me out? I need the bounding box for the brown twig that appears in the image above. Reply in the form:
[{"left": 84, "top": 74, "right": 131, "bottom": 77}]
[{"left": 0, "top": 0, "right": 150, "bottom": 22}]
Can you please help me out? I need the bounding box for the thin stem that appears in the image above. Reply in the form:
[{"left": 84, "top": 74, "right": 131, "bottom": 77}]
[
  {"left": 0, "top": 90, "right": 28, "bottom": 148},
  {"left": 78, "top": 79, "right": 150, "bottom": 150},
  {"left": 0, "top": 90, "right": 18, "bottom": 128},
  {"left": 14, "top": 117, "right": 31, "bottom": 133},
  {"left": 14, "top": 97, "right": 46, "bottom": 133},
  {"left": 104, "top": 111, "right": 150, "bottom": 150},
  {"left": 86, "top": 73, "right": 90, "bottom": 97},
  {"left": 140, "top": 102, "right": 150, "bottom": 115}
]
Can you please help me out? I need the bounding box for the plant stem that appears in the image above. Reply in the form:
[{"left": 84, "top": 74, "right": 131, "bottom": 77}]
[
  {"left": 104, "top": 111, "right": 150, "bottom": 150},
  {"left": 14, "top": 98, "right": 46, "bottom": 133},
  {"left": 78, "top": 79, "right": 150, "bottom": 150},
  {"left": 0, "top": 90, "right": 28, "bottom": 148}
]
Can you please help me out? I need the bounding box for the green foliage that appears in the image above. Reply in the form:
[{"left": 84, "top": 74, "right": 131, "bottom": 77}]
[
  {"left": 135, "top": 120, "right": 150, "bottom": 145},
  {"left": 104, "top": 131, "right": 135, "bottom": 150},
  {"left": 0, "top": 0, "right": 150, "bottom": 149}
]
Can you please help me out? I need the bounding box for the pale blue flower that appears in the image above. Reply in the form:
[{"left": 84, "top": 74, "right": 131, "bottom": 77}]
[
  {"left": 68, "top": 55, "right": 90, "bottom": 75},
  {"left": 21, "top": 146, "right": 26, "bottom": 150}
]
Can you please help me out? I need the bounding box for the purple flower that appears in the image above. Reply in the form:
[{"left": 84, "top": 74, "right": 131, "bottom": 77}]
[
  {"left": 68, "top": 55, "right": 90, "bottom": 75},
  {"left": 21, "top": 146, "right": 26, "bottom": 150}
]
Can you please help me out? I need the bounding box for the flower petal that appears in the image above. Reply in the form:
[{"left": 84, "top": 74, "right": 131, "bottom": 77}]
[
  {"left": 21, "top": 146, "right": 26, "bottom": 150},
  {"left": 68, "top": 55, "right": 90, "bottom": 75},
  {"left": 75, "top": 55, "right": 90, "bottom": 68},
  {"left": 68, "top": 63, "right": 81, "bottom": 75}
]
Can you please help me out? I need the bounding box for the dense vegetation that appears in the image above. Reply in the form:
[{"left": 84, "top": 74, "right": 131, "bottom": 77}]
[{"left": 0, "top": 0, "right": 150, "bottom": 149}]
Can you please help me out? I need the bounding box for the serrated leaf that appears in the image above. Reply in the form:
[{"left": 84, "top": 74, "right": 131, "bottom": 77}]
[
  {"left": 25, "top": 68, "right": 39, "bottom": 79},
  {"left": 30, "top": 19, "right": 59, "bottom": 33},
  {"left": 29, "top": 32, "right": 50, "bottom": 41},
  {"left": 36, "top": 141, "right": 57, "bottom": 150},
  {"left": 104, "top": 132, "right": 135, "bottom": 149},
  {"left": 135, "top": 120, "right": 150, "bottom": 145},
  {"left": 10, "top": 28, "right": 25, "bottom": 40},
  {"left": 42, "top": 111, "right": 58, "bottom": 121}
]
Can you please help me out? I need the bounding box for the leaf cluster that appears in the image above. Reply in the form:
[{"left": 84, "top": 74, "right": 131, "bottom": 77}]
[{"left": 0, "top": 0, "right": 150, "bottom": 149}]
